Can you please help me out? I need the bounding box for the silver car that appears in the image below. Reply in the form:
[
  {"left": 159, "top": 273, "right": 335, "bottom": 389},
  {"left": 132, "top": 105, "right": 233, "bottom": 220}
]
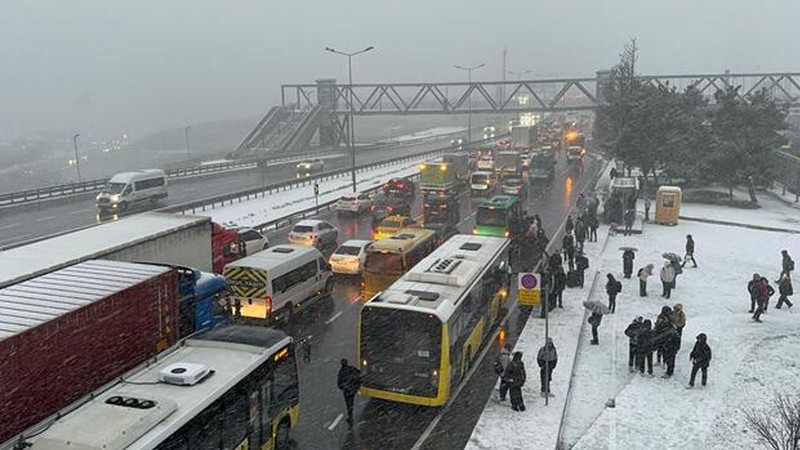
[{"left": 288, "top": 219, "right": 339, "bottom": 249}]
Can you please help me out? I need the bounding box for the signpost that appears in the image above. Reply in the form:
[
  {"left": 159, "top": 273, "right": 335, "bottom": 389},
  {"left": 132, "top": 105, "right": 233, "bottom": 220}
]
[
  {"left": 314, "top": 183, "right": 320, "bottom": 214},
  {"left": 517, "top": 272, "right": 541, "bottom": 307}
]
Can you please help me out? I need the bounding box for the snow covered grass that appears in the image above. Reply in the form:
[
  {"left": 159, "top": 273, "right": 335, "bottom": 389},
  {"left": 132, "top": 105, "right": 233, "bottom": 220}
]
[
  {"left": 467, "top": 185, "right": 800, "bottom": 450},
  {"left": 203, "top": 157, "right": 429, "bottom": 228}
]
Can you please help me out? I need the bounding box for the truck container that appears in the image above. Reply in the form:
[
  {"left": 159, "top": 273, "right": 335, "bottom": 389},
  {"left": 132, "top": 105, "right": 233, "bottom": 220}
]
[
  {"left": 530, "top": 150, "right": 557, "bottom": 181},
  {"left": 510, "top": 125, "right": 538, "bottom": 149},
  {"left": 0, "top": 212, "right": 242, "bottom": 290},
  {"left": 0, "top": 260, "right": 179, "bottom": 443},
  {"left": 442, "top": 153, "right": 470, "bottom": 182},
  {"left": 495, "top": 151, "right": 521, "bottom": 179}
]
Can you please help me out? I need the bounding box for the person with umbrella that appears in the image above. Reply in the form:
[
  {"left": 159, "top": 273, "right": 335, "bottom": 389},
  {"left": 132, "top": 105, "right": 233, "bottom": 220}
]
[
  {"left": 637, "top": 264, "right": 654, "bottom": 297},
  {"left": 660, "top": 260, "right": 677, "bottom": 299},
  {"left": 584, "top": 301, "right": 608, "bottom": 345},
  {"left": 622, "top": 248, "right": 636, "bottom": 278}
]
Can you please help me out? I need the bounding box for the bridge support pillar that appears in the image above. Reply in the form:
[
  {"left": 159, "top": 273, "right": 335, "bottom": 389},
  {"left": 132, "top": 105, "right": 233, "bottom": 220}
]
[{"left": 316, "top": 79, "right": 337, "bottom": 146}]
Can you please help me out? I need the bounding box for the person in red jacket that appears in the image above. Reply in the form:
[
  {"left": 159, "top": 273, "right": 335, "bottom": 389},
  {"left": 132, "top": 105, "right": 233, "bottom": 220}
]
[{"left": 752, "top": 278, "right": 772, "bottom": 323}]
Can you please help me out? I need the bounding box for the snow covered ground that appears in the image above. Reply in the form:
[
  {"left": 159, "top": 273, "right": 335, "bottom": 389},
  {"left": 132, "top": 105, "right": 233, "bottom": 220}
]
[
  {"left": 680, "top": 188, "right": 800, "bottom": 233},
  {"left": 202, "top": 156, "right": 432, "bottom": 228},
  {"left": 467, "top": 184, "right": 800, "bottom": 450},
  {"left": 378, "top": 127, "right": 466, "bottom": 142}
]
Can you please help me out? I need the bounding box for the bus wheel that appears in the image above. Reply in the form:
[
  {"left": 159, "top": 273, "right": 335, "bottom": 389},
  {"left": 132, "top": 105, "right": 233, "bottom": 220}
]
[
  {"left": 275, "top": 420, "right": 291, "bottom": 450},
  {"left": 280, "top": 304, "right": 293, "bottom": 325}
]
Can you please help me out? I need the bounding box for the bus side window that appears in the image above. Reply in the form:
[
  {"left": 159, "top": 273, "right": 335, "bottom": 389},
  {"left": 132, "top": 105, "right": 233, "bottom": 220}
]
[
  {"left": 188, "top": 405, "right": 222, "bottom": 450},
  {"left": 220, "top": 389, "right": 248, "bottom": 449}
]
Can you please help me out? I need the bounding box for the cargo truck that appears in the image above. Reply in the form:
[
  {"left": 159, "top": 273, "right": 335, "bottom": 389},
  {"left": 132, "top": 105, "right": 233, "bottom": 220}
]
[
  {"left": 0, "top": 212, "right": 244, "bottom": 290},
  {"left": 530, "top": 150, "right": 557, "bottom": 181},
  {"left": 510, "top": 125, "right": 538, "bottom": 150},
  {"left": 0, "top": 260, "right": 179, "bottom": 443},
  {"left": 495, "top": 150, "right": 522, "bottom": 179}
]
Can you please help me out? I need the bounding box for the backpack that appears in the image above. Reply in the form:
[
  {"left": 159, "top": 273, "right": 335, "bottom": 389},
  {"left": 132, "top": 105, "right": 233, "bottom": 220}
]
[{"left": 616, "top": 281, "right": 623, "bottom": 293}]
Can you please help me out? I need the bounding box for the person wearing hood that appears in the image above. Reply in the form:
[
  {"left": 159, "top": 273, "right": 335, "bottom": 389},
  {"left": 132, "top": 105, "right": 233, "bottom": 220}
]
[
  {"left": 622, "top": 250, "right": 635, "bottom": 278},
  {"left": 624, "top": 316, "right": 644, "bottom": 373},
  {"left": 672, "top": 303, "right": 687, "bottom": 337},
  {"left": 337, "top": 358, "right": 362, "bottom": 425},
  {"left": 688, "top": 333, "right": 712, "bottom": 388},
  {"left": 605, "top": 273, "right": 622, "bottom": 313},
  {"left": 660, "top": 326, "right": 681, "bottom": 378},
  {"left": 747, "top": 273, "right": 761, "bottom": 313},
  {"left": 537, "top": 338, "right": 558, "bottom": 397},
  {"left": 654, "top": 306, "right": 674, "bottom": 366},
  {"left": 752, "top": 277, "right": 771, "bottom": 323},
  {"left": 565, "top": 215, "right": 574, "bottom": 235},
  {"left": 635, "top": 319, "right": 654, "bottom": 375},
  {"left": 504, "top": 351, "right": 527, "bottom": 411},
  {"left": 660, "top": 261, "right": 676, "bottom": 299},
  {"left": 781, "top": 249, "right": 794, "bottom": 277},
  {"left": 637, "top": 264, "right": 654, "bottom": 297},
  {"left": 776, "top": 273, "right": 794, "bottom": 309},
  {"left": 494, "top": 343, "right": 513, "bottom": 401}
]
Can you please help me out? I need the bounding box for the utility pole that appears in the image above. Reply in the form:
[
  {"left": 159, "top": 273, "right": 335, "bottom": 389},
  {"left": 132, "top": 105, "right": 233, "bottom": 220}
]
[
  {"left": 184, "top": 126, "right": 192, "bottom": 164},
  {"left": 325, "top": 46, "right": 375, "bottom": 193},
  {"left": 455, "top": 63, "right": 485, "bottom": 143},
  {"left": 72, "top": 133, "right": 82, "bottom": 182}
]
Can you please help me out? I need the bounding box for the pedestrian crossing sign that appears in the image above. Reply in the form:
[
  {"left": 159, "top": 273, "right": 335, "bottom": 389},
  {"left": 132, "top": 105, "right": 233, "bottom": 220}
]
[{"left": 518, "top": 272, "right": 541, "bottom": 307}]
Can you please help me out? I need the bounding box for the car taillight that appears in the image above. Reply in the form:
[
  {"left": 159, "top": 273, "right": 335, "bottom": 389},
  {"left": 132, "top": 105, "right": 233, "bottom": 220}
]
[
  {"left": 472, "top": 227, "right": 477, "bottom": 234},
  {"left": 265, "top": 296, "right": 272, "bottom": 315}
]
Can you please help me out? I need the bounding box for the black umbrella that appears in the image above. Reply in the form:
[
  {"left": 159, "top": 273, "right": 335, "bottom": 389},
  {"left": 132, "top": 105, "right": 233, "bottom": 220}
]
[
  {"left": 583, "top": 300, "right": 611, "bottom": 315},
  {"left": 619, "top": 246, "right": 638, "bottom": 252},
  {"left": 662, "top": 252, "right": 682, "bottom": 262}
]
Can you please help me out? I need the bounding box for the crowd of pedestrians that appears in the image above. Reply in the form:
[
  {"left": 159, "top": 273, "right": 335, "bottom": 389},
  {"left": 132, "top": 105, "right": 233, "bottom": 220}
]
[{"left": 747, "top": 249, "right": 794, "bottom": 322}]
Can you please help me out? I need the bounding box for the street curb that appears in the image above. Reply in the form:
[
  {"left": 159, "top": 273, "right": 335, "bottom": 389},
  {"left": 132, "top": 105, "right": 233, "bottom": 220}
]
[{"left": 679, "top": 215, "right": 800, "bottom": 234}]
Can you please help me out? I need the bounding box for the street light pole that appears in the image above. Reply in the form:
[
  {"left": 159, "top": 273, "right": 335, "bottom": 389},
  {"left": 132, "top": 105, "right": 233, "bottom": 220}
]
[
  {"left": 455, "top": 63, "right": 485, "bottom": 143},
  {"left": 72, "top": 133, "right": 82, "bottom": 182},
  {"left": 184, "top": 126, "right": 192, "bottom": 164},
  {"left": 325, "top": 45, "right": 375, "bottom": 193}
]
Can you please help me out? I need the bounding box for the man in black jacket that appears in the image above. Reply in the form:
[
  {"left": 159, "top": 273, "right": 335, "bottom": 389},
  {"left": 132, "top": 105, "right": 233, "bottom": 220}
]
[
  {"left": 504, "top": 352, "right": 527, "bottom": 411},
  {"left": 337, "top": 358, "right": 362, "bottom": 425},
  {"left": 624, "top": 317, "right": 643, "bottom": 373},
  {"left": 588, "top": 312, "right": 603, "bottom": 345},
  {"left": 661, "top": 327, "right": 681, "bottom": 378},
  {"left": 537, "top": 338, "right": 558, "bottom": 397},
  {"left": 635, "top": 319, "right": 654, "bottom": 375},
  {"left": 575, "top": 252, "right": 590, "bottom": 288},
  {"left": 682, "top": 234, "right": 697, "bottom": 268},
  {"left": 781, "top": 249, "right": 795, "bottom": 277},
  {"left": 688, "top": 333, "right": 712, "bottom": 388},
  {"left": 747, "top": 273, "right": 761, "bottom": 313}
]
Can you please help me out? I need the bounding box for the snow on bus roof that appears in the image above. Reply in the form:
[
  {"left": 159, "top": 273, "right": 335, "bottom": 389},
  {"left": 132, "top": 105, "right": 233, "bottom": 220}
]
[{"left": 0, "top": 212, "right": 209, "bottom": 290}]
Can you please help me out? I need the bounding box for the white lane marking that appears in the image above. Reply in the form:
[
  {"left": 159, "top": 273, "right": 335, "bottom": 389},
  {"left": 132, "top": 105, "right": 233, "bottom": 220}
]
[
  {"left": 325, "top": 311, "right": 343, "bottom": 325},
  {"left": 70, "top": 209, "right": 89, "bottom": 215},
  {"left": 327, "top": 413, "right": 344, "bottom": 431},
  {"left": 0, "top": 223, "right": 20, "bottom": 231},
  {"left": 35, "top": 215, "right": 56, "bottom": 223}
]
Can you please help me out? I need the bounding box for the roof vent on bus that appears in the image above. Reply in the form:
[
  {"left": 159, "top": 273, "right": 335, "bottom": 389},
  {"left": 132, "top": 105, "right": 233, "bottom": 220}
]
[
  {"left": 271, "top": 247, "right": 295, "bottom": 254},
  {"left": 158, "top": 362, "right": 213, "bottom": 386},
  {"left": 429, "top": 258, "right": 462, "bottom": 274},
  {"left": 383, "top": 292, "right": 415, "bottom": 304},
  {"left": 459, "top": 242, "right": 482, "bottom": 251}
]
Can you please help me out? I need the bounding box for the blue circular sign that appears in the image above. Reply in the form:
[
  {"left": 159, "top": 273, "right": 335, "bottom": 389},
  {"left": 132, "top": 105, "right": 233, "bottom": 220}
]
[{"left": 520, "top": 273, "right": 538, "bottom": 289}]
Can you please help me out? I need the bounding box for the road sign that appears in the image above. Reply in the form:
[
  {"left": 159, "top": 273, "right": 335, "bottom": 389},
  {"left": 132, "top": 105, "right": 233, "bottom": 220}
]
[
  {"left": 313, "top": 183, "right": 320, "bottom": 196},
  {"left": 518, "top": 272, "right": 541, "bottom": 307}
]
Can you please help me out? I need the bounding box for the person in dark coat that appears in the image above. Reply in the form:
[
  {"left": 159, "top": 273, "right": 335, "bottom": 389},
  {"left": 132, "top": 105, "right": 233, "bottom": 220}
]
[
  {"left": 654, "top": 306, "right": 673, "bottom": 366},
  {"left": 605, "top": 273, "right": 621, "bottom": 313},
  {"left": 553, "top": 267, "right": 567, "bottom": 308},
  {"left": 574, "top": 217, "right": 587, "bottom": 253},
  {"left": 588, "top": 214, "right": 599, "bottom": 242},
  {"left": 533, "top": 214, "right": 543, "bottom": 231},
  {"left": 761, "top": 277, "right": 776, "bottom": 313},
  {"left": 563, "top": 233, "right": 576, "bottom": 271},
  {"left": 670, "top": 259, "right": 683, "bottom": 288},
  {"left": 565, "top": 215, "right": 574, "bottom": 235},
  {"left": 776, "top": 273, "right": 794, "bottom": 309},
  {"left": 635, "top": 319, "right": 654, "bottom": 375},
  {"left": 637, "top": 264, "right": 654, "bottom": 297},
  {"left": 747, "top": 273, "right": 761, "bottom": 313},
  {"left": 588, "top": 312, "right": 602, "bottom": 345},
  {"left": 587, "top": 194, "right": 600, "bottom": 220},
  {"left": 752, "top": 277, "right": 770, "bottom": 323},
  {"left": 495, "top": 343, "right": 512, "bottom": 401},
  {"left": 337, "top": 358, "right": 362, "bottom": 425},
  {"left": 622, "top": 249, "right": 635, "bottom": 278},
  {"left": 681, "top": 234, "right": 697, "bottom": 268},
  {"left": 624, "top": 316, "right": 643, "bottom": 373},
  {"left": 537, "top": 338, "right": 558, "bottom": 397},
  {"left": 548, "top": 250, "right": 563, "bottom": 273},
  {"left": 688, "top": 333, "right": 712, "bottom": 387},
  {"left": 623, "top": 208, "right": 635, "bottom": 236},
  {"left": 781, "top": 249, "right": 794, "bottom": 277},
  {"left": 610, "top": 167, "right": 618, "bottom": 179},
  {"left": 575, "top": 251, "right": 590, "bottom": 288},
  {"left": 504, "top": 351, "right": 527, "bottom": 411}
]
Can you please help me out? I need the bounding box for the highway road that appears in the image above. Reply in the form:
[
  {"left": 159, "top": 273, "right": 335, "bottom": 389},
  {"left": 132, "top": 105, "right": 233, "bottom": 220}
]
[
  {"left": 258, "top": 153, "right": 603, "bottom": 450},
  {"left": 0, "top": 137, "right": 459, "bottom": 248}
]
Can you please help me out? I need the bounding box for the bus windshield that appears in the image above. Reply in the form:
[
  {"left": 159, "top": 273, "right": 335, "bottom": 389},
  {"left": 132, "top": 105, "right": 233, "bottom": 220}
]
[
  {"left": 360, "top": 307, "right": 441, "bottom": 397},
  {"left": 364, "top": 252, "right": 404, "bottom": 274},
  {"left": 477, "top": 207, "right": 508, "bottom": 227}
]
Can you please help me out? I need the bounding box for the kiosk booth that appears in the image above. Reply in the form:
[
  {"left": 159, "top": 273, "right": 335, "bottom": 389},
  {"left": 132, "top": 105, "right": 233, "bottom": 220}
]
[{"left": 655, "top": 186, "right": 682, "bottom": 225}]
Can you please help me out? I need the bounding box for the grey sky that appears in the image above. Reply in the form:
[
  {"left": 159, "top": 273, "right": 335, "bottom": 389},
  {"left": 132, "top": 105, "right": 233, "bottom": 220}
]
[{"left": 1, "top": 0, "right": 798, "bottom": 138}]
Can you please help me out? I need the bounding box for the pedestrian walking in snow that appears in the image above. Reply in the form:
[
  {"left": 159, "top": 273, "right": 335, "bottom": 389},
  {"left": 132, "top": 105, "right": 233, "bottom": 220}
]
[
  {"left": 588, "top": 194, "right": 600, "bottom": 221},
  {"left": 588, "top": 312, "right": 603, "bottom": 345},
  {"left": 588, "top": 214, "right": 599, "bottom": 242},
  {"left": 565, "top": 215, "right": 574, "bottom": 235},
  {"left": 661, "top": 326, "right": 681, "bottom": 378},
  {"left": 610, "top": 167, "right": 618, "bottom": 180},
  {"left": 548, "top": 251, "right": 563, "bottom": 273},
  {"left": 637, "top": 264, "right": 654, "bottom": 297},
  {"left": 494, "top": 343, "right": 512, "bottom": 401},
  {"left": 660, "top": 261, "right": 676, "bottom": 299},
  {"left": 337, "top": 358, "right": 362, "bottom": 425},
  {"left": 537, "top": 338, "right": 558, "bottom": 397},
  {"left": 644, "top": 197, "right": 651, "bottom": 222},
  {"left": 625, "top": 316, "right": 643, "bottom": 372},
  {"left": 622, "top": 249, "right": 635, "bottom": 278},
  {"left": 554, "top": 267, "right": 567, "bottom": 309},
  {"left": 623, "top": 208, "right": 635, "bottom": 236},
  {"left": 504, "top": 351, "right": 527, "bottom": 411},
  {"left": 575, "top": 217, "right": 587, "bottom": 253},
  {"left": 576, "top": 193, "right": 587, "bottom": 216},
  {"left": 635, "top": 319, "right": 654, "bottom": 376},
  {"left": 747, "top": 273, "right": 761, "bottom": 313},
  {"left": 672, "top": 303, "right": 686, "bottom": 338},
  {"left": 688, "top": 333, "right": 712, "bottom": 388},
  {"left": 776, "top": 273, "right": 794, "bottom": 309},
  {"left": 563, "top": 233, "right": 576, "bottom": 271},
  {"left": 752, "top": 277, "right": 771, "bottom": 323},
  {"left": 781, "top": 249, "right": 795, "bottom": 277},
  {"left": 575, "top": 252, "right": 589, "bottom": 288},
  {"left": 761, "top": 277, "right": 776, "bottom": 312},
  {"left": 654, "top": 306, "right": 674, "bottom": 366},
  {"left": 605, "top": 273, "right": 622, "bottom": 313},
  {"left": 681, "top": 234, "right": 698, "bottom": 268}
]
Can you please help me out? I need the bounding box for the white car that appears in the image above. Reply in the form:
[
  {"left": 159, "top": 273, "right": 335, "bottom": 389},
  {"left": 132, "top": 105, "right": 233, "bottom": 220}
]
[
  {"left": 329, "top": 239, "right": 371, "bottom": 275},
  {"left": 336, "top": 193, "right": 373, "bottom": 215},
  {"left": 237, "top": 228, "right": 269, "bottom": 256},
  {"left": 288, "top": 219, "right": 339, "bottom": 249},
  {"left": 296, "top": 159, "right": 324, "bottom": 177}
]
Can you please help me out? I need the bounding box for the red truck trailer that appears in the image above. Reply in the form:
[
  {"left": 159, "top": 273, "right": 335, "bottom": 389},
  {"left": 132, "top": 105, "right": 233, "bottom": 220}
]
[{"left": 0, "top": 259, "right": 179, "bottom": 443}]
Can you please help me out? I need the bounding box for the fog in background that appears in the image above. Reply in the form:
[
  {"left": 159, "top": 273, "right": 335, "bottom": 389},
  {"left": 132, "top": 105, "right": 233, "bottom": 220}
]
[{"left": 1, "top": 0, "right": 799, "bottom": 139}]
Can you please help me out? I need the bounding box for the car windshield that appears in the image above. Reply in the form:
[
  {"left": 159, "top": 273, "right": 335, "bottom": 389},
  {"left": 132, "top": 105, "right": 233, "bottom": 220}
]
[
  {"left": 477, "top": 207, "right": 508, "bottom": 227},
  {"left": 335, "top": 245, "right": 361, "bottom": 256},
  {"left": 292, "top": 225, "right": 313, "bottom": 233},
  {"left": 380, "top": 219, "right": 403, "bottom": 228},
  {"left": 101, "top": 182, "right": 127, "bottom": 195},
  {"left": 340, "top": 196, "right": 356, "bottom": 202}
]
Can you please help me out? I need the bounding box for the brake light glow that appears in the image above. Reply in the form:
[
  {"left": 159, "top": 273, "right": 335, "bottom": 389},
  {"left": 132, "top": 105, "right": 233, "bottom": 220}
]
[
  {"left": 265, "top": 296, "right": 272, "bottom": 315},
  {"left": 472, "top": 227, "right": 477, "bottom": 234},
  {"left": 504, "top": 231, "right": 510, "bottom": 237}
]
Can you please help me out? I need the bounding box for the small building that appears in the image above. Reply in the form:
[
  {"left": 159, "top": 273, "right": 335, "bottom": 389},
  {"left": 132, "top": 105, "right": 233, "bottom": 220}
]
[{"left": 655, "top": 186, "right": 682, "bottom": 225}]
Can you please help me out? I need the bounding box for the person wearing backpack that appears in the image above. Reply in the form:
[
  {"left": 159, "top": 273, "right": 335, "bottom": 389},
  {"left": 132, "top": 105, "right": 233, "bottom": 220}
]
[
  {"left": 575, "top": 251, "right": 590, "bottom": 288},
  {"left": 605, "top": 273, "right": 622, "bottom": 313},
  {"left": 494, "top": 343, "right": 513, "bottom": 401},
  {"left": 781, "top": 250, "right": 795, "bottom": 277}
]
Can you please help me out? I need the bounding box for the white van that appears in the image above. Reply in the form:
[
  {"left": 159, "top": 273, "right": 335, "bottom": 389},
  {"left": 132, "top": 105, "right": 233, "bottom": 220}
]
[
  {"left": 223, "top": 244, "right": 334, "bottom": 323},
  {"left": 96, "top": 169, "right": 168, "bottom": 214}
]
